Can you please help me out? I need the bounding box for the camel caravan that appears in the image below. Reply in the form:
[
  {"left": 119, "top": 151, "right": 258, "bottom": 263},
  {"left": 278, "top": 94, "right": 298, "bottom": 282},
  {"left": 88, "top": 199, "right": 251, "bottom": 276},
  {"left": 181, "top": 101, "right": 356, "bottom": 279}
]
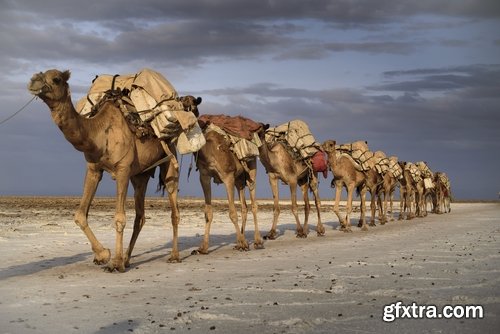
[{"left": 28, "top": 68, "right": 452, "bottom": 272}]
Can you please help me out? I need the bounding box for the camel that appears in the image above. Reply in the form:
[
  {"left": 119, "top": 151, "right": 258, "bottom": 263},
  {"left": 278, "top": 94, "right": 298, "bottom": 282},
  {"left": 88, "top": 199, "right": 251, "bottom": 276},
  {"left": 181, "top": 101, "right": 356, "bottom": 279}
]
[
  {"left": 376, "top": 156, "right": 402, "bottom": 223},
  {"left": 257, "top": 129, "right": 326, "bottom": 239},
  {"left": 416, "top": 162, "right": 435, "bottom": 217},
  {"left": 361, "top": 163, "right": 385, "bottom": 227},
  {"left": 322, "top": 140, "right": 369, "bottom": 231},
  {"left": 397, "top": 161, "right": 425, "bottom": 220},
  {"left": 434, "top": 172, "right": 452, "bottom": 214},
  {"left": 28, "top": 69, "right": 187, "bottom": 272},
  {"left": 191, "top": 114, "right": 265, "bottom": 254}
]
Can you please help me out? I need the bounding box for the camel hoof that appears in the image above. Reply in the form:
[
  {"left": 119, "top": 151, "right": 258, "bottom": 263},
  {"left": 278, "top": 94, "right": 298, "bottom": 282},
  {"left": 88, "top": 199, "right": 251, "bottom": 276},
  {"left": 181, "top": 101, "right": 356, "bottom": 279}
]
[
  {"left": 234, "top": 245, "right": 250, "bottom": 252},
  {"left": 369, "top": 222, "right": 376, "bottom": 227},
  {"left": 264, "top": 231, "right": 277, "bottom": 240},
  {"left": 296, "top": 232, "right": 307, "bottom": 239},
  {"left": 105, "top": 259, "right": 126, "bottom": 273},
  {"left": 167, "top": 257, "right": 181, "bottom": 263},
  {"left": 316, "top": 229, "right": 326, "bottom": 237},
  {"left": 253, "top": 242, "right": 265, "bottom": 250},
  {"left": 341, "top": 227, "right": 353, "bottom": 233},
  {"left": 93, "top": 248, "right": 111, "bottom": 265},
  {"left": 361, "top": 225, "right": 369, "bottom": 232},
  {"left": 192, "top": 248, "right": 208, "bottom": 255},
  {"left": 357, "top": 222, "right": 363, "bottom": 228}
]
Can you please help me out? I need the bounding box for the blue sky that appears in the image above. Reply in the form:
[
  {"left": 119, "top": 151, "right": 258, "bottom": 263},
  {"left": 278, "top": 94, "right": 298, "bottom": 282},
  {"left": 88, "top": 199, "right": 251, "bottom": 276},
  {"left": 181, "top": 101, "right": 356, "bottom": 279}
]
[{"left": 0, "top": 0, "right": 499, "bottom": 200}]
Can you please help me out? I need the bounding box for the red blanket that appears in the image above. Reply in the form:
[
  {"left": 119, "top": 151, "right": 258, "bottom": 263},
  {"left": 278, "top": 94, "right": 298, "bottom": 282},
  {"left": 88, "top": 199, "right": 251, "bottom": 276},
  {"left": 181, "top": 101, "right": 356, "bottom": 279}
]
[
  {"left": 311, "top": 151, "right": 328, "bottom": 178},
  {"left": 199, "top": 114, "right": 261, "bottom": 140}
]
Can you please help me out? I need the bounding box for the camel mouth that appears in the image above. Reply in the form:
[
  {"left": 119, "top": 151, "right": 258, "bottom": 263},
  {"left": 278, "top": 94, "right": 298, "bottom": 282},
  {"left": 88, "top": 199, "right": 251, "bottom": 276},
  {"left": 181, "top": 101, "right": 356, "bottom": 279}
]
[
  {"left": 28, "top": 87, "right": 44, "bottom": 96},
  {"left": 27, "top": 72, "right": 50, "bottom": 97}
]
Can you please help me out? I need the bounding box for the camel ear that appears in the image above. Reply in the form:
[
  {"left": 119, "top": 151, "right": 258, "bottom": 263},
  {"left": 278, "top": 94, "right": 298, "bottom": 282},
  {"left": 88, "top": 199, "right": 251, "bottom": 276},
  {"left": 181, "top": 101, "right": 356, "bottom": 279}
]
[
  {"left": 196, "top": 97, "right": 202, "bottom": 105},
  {"left": 62, "top": 70, "right": 71, "bottom": 82}
]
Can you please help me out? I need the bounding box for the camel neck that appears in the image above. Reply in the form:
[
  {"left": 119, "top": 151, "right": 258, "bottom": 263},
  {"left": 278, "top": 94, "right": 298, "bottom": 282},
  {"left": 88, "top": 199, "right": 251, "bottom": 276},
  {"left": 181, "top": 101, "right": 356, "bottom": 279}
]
[
  {"left": 326, "top": 149, "right": 338, "bottom": 170},
  {"left": 48, "top": 95, "right": 94, "bottom": 152}
]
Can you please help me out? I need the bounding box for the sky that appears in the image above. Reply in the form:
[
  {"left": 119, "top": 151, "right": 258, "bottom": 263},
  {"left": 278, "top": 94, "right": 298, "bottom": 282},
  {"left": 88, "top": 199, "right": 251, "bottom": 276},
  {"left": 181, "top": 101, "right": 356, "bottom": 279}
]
[{"left": 0, "top": 0, "right": 499, "bottom": 201}]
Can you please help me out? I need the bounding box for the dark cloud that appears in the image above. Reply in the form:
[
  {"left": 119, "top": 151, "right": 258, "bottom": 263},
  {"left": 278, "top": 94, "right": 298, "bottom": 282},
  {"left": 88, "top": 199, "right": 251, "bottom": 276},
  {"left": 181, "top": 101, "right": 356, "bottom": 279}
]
[
  {"left": 372, "top": 64, "right": 500, "bottom": 92},
  {"left": 4, "top": 0, "right": 500, "bottom": 22},
  {"left": 1, "top": 1, "right": 500, "bottom": 199}
]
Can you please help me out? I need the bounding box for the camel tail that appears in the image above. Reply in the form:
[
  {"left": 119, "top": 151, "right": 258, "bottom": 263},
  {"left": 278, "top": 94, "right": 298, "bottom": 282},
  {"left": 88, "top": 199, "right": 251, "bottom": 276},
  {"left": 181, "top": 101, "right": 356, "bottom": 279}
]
[
  {"left": 356, "top": 185, "right": 363, "bottom": 198},
  {"left": 156, "top": 165, "right": 167, "bottom": 196},
  {"left": 156, "top": 179, "right": 166, "bottom": 196}
]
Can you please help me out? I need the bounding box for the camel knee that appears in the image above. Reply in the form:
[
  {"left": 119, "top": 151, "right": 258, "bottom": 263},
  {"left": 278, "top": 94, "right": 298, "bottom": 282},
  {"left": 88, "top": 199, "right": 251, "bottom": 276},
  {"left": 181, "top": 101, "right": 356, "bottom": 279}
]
[
  {"left": 229, "top": 210, "right": 238, "bottom": 224},
  {"left": 114, "top": 212, "right": 126, "bottom": 232},
  {"left": 74, "top": 210, "right": 89, "bottom": 230}
]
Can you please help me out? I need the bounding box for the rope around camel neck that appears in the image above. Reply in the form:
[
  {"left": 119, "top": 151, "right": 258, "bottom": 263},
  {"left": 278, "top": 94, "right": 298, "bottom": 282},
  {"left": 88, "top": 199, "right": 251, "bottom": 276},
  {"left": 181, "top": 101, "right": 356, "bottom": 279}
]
[{"left": 0, "top": 96, "right": 37, "bottom": 126}]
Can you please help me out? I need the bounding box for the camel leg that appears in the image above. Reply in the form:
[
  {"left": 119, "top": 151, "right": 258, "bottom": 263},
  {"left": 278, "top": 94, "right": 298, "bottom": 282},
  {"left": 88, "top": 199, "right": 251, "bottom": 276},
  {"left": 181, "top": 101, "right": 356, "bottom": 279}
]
[
  {"left": 196, "top": 173, "right": 213, "bottom": 254},
  {"left": 165, "top": 162, "right": 181, "bottom": 263},
  {"left": 107, "top": 170, "right": 130, "bottom": 273},
  {"left": 369, "top": 190, "right": 377, "bottom": 227},
  {"left": 224, "top": 179, "right": 249, "bottom": 251},
  {"left": 379, "top": 190, "right": 387, "bottom": 225},
  {"left": 247, "top": 165, "right": 263, "bottom": 249},
  {"left": 300, "top": 183, "right": 310, "bottom": 237},
  {"left": 74, "top": 164, "right": 111, "bottom": 266},
  {"left": 398, "top": 187, "right": 405, "bottom": 220},
  {"left": 238, "top": 187, "right": 248, "bottom": 235},
  {"left": 124, "top": 173, "right": 149, "bottom": 268},
  {"left": 332, "top": 182, "right": 346, "bottom": 230},
  {"left": 290, "top": 182, "right": 306, "bottom": 238},
  {"left": 343, "top": 185, "right": 354, "bottom": 232},
  {"left": 406, "top": 186, "right": 414, "bottom": 220},
  {"left": 265, "top": 174, "right": 280, "bottom": 240},
  {"left": 310, "top": 178, "right": 325, "bottom": 236},
  {"left": 389, "top": 190, "right": 395, "bottom": 221},
  {"left": 358, "top": 187, "right": 369, "bottom": 231}
]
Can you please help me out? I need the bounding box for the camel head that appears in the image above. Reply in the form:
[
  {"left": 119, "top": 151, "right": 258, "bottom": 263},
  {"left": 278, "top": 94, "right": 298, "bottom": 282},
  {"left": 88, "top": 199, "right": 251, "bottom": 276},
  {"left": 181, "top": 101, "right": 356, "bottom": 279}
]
[
  {"left": 28, "top": 69, "right": 71, "bottom": 104},
  {"left": 179, "top": 95, "right": 202, "bottom": 117},
  {"left": 321, "top": 140, "right": 337, "bottom": 153},
  {"left": 255, "top": 123, "right": 270, "bottom": 140}
]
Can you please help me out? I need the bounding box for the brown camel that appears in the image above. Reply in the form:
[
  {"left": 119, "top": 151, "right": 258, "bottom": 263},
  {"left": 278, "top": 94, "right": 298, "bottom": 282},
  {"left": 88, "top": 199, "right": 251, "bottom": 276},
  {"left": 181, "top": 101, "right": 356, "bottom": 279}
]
[
  {"left": 257, "top": 129, "right": 326, "bottom": 239},
  {"left": 376, "top": 156, "right": 402, "bottom": 223},
  {"left": 322, "top": 140, "right": 369, "bottom": 231},
  {"left": 360, "top": 167, "right": 385, "bottom": 228},
  {"left": 416, "top": 161, "right": 434, "bottom": 217},
  {"left": 397, "top": 161, "right": 424, "bottom": 220},
  {"left": 28, "top": 69, "right": 186, "bottom": 272},
  {"left": 434, "top": 172, "right": 452, "bottom": 214},
  {"left": 192, "top": 116, "right": 265, "bottom": 254}
]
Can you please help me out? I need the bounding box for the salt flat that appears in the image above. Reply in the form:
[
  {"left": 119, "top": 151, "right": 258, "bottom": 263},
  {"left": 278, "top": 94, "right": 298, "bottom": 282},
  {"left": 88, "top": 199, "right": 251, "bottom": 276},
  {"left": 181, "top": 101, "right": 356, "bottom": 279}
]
[{"left": 0, "top": 197, "right": 499, "bottom": 333}]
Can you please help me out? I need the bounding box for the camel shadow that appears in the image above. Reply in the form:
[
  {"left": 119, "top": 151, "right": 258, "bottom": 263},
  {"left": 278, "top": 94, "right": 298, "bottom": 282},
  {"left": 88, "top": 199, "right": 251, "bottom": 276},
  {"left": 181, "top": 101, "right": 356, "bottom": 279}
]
[
  {"left": 0, "top": 252, "right": 92, "bottom": 281},
  {"left": 0, "top": 219, "right": 362, "bottom": 278}
]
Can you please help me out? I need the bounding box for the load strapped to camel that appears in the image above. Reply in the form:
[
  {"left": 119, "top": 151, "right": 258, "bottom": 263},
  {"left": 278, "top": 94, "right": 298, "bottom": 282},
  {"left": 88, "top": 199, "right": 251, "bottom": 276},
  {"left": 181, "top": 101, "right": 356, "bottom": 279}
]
[
  {"left": 437, "top": 172, "right": 451, "bottom": 190},
  {"left": 388, "top": 156, "right": 403, "bottom": 180},
  {"left": 265, "top": 120, "right": 328, "bottom": 177},
  {"left": 416, "top": 161, "right": 434, "bottom": 189},
  {"left": 405, "top": 162, "right": 422, "bottom": 183},
  {"left": 198, "top": 114, "right": 263, "bottom": 161},
  {"left": 75, "top": 68, "right": 205, "bottom": 155},
  {"left": 335, "top": 141, "right": 389, "bottom": 174}
]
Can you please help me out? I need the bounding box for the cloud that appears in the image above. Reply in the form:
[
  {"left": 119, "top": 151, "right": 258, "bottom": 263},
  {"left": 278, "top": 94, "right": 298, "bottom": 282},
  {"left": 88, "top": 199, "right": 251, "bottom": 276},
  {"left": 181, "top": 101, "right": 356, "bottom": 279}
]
[{"left": 371, "top": 64, "right": 500, "bottom": 92}]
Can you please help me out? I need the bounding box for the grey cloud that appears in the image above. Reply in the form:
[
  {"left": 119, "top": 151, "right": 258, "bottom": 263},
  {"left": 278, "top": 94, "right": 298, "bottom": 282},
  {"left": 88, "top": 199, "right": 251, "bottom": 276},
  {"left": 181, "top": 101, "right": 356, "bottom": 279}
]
[
  {"left": 372, "top": 64, "right": 500, "bottom": 92},
  {"left": 4, "top": 0, "right": 500, "bottom": 23},
  {"left": 325, "top": 41, "right": 415, "bottom": 54}
]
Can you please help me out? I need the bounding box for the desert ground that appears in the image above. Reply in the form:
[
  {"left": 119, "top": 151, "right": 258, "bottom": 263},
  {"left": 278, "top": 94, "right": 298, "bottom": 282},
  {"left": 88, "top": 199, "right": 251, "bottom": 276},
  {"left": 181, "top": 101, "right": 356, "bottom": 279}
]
[{"left": 0, "top": 196, "right": 499, "bottom": 333}]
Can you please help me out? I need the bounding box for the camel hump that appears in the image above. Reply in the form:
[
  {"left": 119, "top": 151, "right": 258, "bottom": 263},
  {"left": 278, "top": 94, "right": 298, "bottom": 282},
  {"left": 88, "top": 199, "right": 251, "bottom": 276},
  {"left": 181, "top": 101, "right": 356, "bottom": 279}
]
[
  {"left": 266, "top": 119, "right": 321, "bottom": 159},
  {"left": 76, "top": 68, "right": 179, "bottom": 116}
]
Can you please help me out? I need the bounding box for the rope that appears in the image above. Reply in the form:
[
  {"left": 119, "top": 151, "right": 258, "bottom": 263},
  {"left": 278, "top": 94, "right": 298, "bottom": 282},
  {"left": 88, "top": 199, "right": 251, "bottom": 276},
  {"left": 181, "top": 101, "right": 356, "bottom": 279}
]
[{"left": 0, "top": 96, "right": 37, "bottom": 126}]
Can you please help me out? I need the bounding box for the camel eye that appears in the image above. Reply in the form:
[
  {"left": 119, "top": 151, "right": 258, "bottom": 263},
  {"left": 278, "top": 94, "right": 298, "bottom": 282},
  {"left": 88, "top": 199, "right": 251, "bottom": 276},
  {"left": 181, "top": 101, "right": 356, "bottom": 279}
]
[{"left": 53, "top": 77, "right": 62, "bottom": 84}]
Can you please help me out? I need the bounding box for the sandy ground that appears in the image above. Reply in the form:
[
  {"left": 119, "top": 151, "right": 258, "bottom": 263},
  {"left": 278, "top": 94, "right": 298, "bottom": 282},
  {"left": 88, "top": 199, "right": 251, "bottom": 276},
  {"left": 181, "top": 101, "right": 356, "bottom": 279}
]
[{"left": 0, "top": 196, "right": 499, "bottom": 334}]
